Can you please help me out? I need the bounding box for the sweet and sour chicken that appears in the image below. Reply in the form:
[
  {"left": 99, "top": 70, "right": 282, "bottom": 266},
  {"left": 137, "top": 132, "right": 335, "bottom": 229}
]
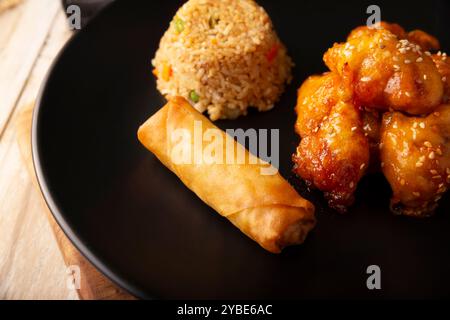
[
  {"left": 324, "top": 26, "right": 443, "bottom": 115},
  {"left": 293, "top": 72, "right": 369, "bottom": 212},
  {"left": 380, "top": 104, "right": 450, "bottom": 217},
  {"left": 293, "top": 22, "right": 449, "bottom": 217}
]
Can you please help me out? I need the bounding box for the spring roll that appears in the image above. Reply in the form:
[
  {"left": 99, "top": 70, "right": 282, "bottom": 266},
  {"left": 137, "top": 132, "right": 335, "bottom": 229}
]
[{"left": 137, "top": 97, "right": 315, "bottom": 253}]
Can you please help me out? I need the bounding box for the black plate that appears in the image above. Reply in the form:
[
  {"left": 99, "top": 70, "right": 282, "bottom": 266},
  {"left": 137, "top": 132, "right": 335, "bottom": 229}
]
[{"left": 33, "top": 0, "right": 450, "bottom": 299}]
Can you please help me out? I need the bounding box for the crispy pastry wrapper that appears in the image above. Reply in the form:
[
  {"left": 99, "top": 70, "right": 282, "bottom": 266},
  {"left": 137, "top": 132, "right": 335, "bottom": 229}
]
[{"left": 138, "top": 97, "right": 315, "bottom": 253}]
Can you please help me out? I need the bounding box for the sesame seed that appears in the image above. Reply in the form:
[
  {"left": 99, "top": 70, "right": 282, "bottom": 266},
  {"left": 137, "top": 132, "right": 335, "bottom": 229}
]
[
  {"left": 419, "top": 156, "right": 426, "bottom": 162},
  {"left": 425, "top": 51, "right": 431, "bottom": 56},
  {"left": 360, "top": 164, "right": 366, "bottom": 170},
  {"left": 424, "top": 141, "right": 432, "bottom": 148},
  {"left": 416, "top": 57, "right": 423, "bottom": 62},
  {"left": 413, "top": 192, "right": 421, "bottom": 197},
  {"left": 400, "top": 179, "right": 405, "bottom": 186},
  {"left": 443, "top": 77, "right": 447, "bottom": 82},
  {"left": 413, "top": 122, "right": 418, "bottom": 128},
  {"left": 434, "top": 112, "right": 441, "bottom": 117},
  {"left": 351, "top": 127, "right": 357, "bottom": 132},
  {"left": 393, "top": 56, "right": 399, "bottom": 61},
  {"left": 437, "top": 51, "right": 442, "bottom": 56},
  {"left": 436, "top": 148, "right": 443, "bottom": 156},
  {"left": 430, "top": 169, "right": 438, "bottom": 175},
  {"left": 433, "top": 176, "right": 441, "bottom": 180},
  {"left": 381, "top": 162, "right": 385, "bottom": 167},
  {"left": 416, "top": 162, "right": 423, "bottom": 168},
  {"left": 429, "top": 152, "right": 436, "bottom": 159},
  {"left": 439, "top": 183, "right": 444, "bottom": 189},
  {"left": 349, "top": 182, "right": 355, "bottom": 188},
  {"left": 419, "top": 122, "right": 425, "bottom": 129},
  {"left": 393, "top": 65, "right": 400, "bottom": 71},
  {"left": 405, "top": 92, "right": 411, "bottom": 97},
  {"left": 393, "top": 123, "right": 398, "bottom": 129},
  {"left": 423, "top": 74, "right": 427, "bottom": 80},
  {"left": 404, "top": 59, "right": 411, "bottom": 64},
  {"left": 361, "top": 77, "right": 371, "bottom": 82}
]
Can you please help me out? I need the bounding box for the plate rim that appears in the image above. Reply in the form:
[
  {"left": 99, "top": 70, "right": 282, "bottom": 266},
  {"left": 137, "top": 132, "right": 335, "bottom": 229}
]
[{"left": 31, "top": 2, "right": 148, "bottom": 300}]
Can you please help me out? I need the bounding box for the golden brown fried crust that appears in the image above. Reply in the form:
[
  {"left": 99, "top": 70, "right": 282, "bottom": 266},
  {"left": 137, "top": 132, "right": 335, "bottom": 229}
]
[
  {"left": 432, "top": 53, "right": 450, "bottom": 102},
  {"left": 348, "top": 23, "right": 440, "bottom": 52},
  {"left": 139, "top": 97, "right": 316, "bottom": 253},
  {"left": 324, "top": 27, "right": 443, "bottom": 115},
  {"left": 407, "top": 30, "right": 440, "bottom": 51},
  {"left": 380, "top": 104, "right": 450, "bottom": 217},
  {"left": 348, "top": 22, "right": 406, "bottom": 40},
  {"left": 294, "top": 21, "right": 448, "bottom": 215},
  {"left": 295, "top": 72, "right": 343, "bottom": 138},
  {"left": 362, "top": 109, "right": 382, "bottom": 172},
  {"left": 293, "top": 101, "right": 370, "bottom": 213}
]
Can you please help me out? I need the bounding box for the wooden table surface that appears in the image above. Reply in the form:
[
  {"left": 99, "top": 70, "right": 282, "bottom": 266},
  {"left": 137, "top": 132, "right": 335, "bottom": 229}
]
[{"left": 0, "top": 0, "right": 78, "bottom": 299}]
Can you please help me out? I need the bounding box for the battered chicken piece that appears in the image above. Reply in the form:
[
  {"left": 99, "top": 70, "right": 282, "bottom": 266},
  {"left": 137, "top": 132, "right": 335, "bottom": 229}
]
[
  {"left": 294, "top": 22, "right": 447, "bottom": 215},
  {"left": 348, "top": 22, "right": 406, "bottom": 40},
  {"left": 293, "top": 101, "right": 370, "bottom": 212},
  {"left": 295, "top": 72, "right": 347, "bottom": 138},
  {"left": 324, "top": 27, "right": 444, "bottom": 115},
  {"left": 349, "top": 23, "right": 440, "bottom": 51},
  {"left": 407, "top": 30, "right": 440, "bottom": 51},
  {"left": 362, "top": 109, "right": 382, "bottom": 171},
  {"left": 432, "top": 52, "right": 450, "bottom": 102},
  {"left": 380, "top": 104, "right": 450, "bottom": 217}
]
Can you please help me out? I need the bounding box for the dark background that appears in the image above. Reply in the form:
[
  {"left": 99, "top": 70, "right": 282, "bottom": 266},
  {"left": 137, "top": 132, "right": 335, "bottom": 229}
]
[
  {"left": 36, "top": 0, "right": 450, "bottom": 299},
  {"left": 62, "top": 0, "right": 114, "bottom": 27}
]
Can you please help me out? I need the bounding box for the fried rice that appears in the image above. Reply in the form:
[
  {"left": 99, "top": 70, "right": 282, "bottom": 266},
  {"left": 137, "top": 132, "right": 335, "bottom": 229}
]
[{"left": 152, "top": 0, "right": 293, "bottom": 120}]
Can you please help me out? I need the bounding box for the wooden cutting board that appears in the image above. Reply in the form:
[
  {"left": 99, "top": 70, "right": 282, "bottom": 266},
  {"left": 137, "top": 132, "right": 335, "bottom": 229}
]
[
  {"left": 16, "top": 102, "right": 135, "bottom": 300},
  {"left": 0, "top": 0, "right": 22, "bottom": 13}
]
